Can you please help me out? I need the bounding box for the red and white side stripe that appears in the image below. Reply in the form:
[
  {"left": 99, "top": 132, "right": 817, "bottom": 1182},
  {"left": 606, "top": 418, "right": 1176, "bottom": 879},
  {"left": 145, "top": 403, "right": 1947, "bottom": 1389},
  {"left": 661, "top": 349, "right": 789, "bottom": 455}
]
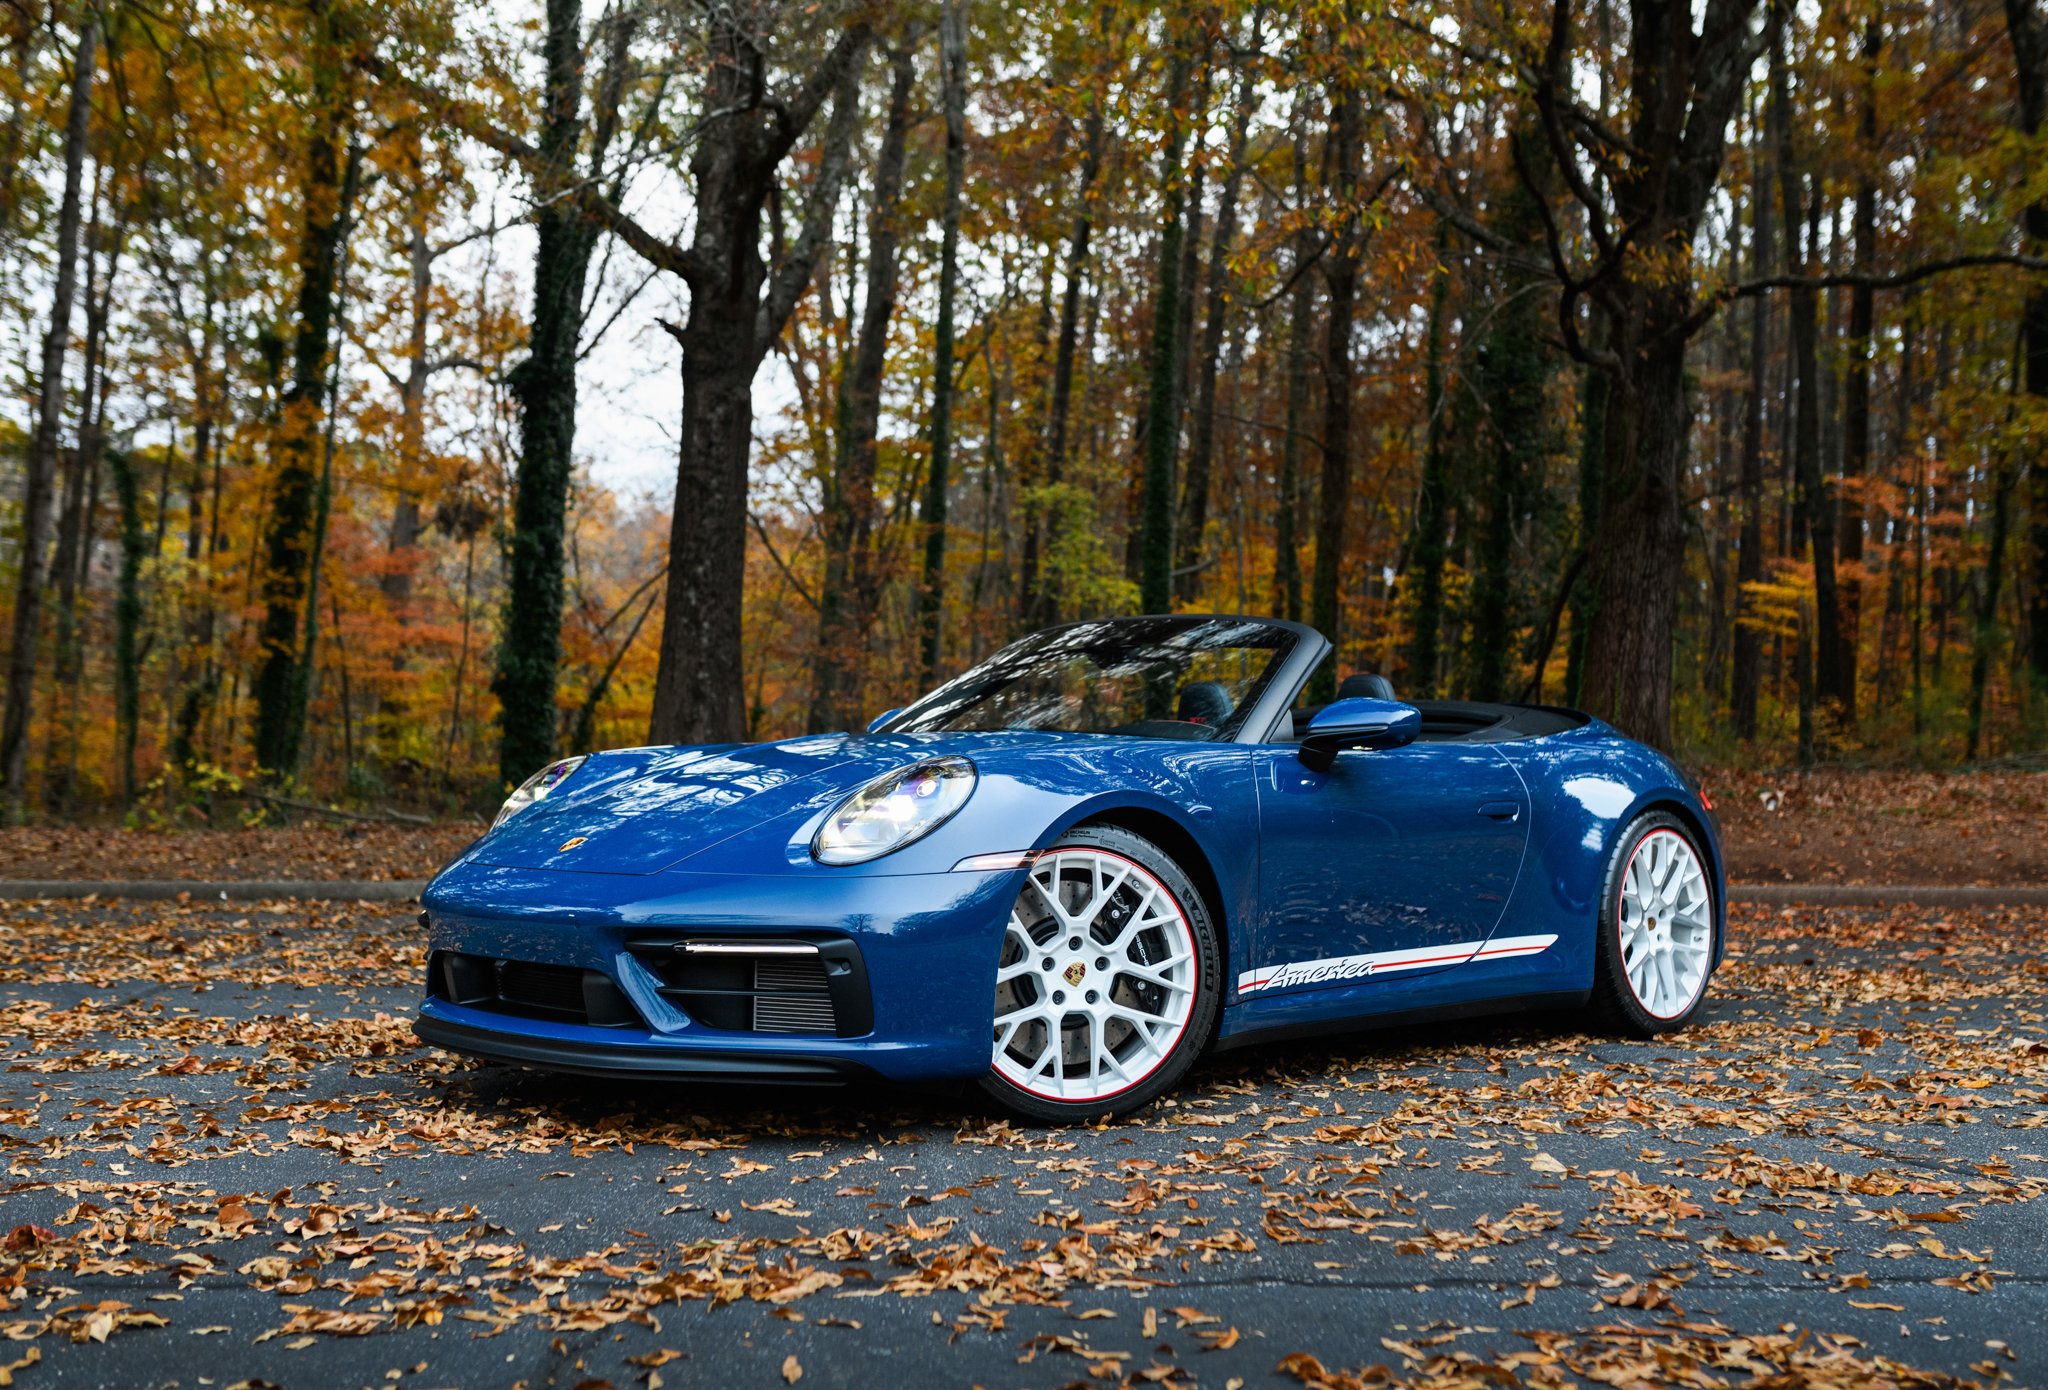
[{"left": 1236, "top": 933, "right": 1558, "bottom": 996}]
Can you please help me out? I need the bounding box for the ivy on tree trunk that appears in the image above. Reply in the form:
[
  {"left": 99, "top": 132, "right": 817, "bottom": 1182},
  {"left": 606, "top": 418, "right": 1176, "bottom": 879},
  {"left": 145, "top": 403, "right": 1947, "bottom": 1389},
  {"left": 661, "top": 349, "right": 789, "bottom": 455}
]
[
  {"left": 253, "top": 0, "right": 352, "bottom": 783},
  {"left": 493, "top": 0, "right": 604, "bottom": 789}
]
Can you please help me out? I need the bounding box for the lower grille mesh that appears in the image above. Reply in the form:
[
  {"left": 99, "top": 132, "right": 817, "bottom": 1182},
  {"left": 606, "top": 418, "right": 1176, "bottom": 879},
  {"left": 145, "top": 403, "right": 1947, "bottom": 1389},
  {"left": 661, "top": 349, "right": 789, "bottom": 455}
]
[{"left": 751, "top": 958, "right": 835, "bottom": 1033}]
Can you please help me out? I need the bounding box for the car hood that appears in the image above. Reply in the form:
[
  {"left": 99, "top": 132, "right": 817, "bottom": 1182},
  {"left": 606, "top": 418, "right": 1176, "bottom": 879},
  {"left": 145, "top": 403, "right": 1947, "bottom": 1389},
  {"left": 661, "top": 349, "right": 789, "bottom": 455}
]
[{"left": 465, "top": 731, "right": 1070, "bottom": 875}]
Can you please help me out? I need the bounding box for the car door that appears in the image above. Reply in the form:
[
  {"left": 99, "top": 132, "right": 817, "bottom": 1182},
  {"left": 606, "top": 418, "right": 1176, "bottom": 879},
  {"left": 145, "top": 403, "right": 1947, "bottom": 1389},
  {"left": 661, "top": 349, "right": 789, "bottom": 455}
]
[{"left": 1243, "top": 739, "right": 1531, "bottom": 998}]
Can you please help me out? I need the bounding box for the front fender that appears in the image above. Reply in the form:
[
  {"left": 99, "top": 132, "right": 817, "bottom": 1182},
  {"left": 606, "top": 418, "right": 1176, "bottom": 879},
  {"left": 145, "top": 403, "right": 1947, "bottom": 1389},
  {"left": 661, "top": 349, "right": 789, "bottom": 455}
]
[{"left": 1501, "top": 724, "right": 1728, "bottom": 980}]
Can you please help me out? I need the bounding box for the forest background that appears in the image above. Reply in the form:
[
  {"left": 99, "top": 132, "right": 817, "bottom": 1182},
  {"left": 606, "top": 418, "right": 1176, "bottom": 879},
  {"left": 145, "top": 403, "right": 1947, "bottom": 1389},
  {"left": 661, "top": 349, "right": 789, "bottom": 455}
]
[{"left": 0, "top": 0, "right": 2045, "bottom": 825}]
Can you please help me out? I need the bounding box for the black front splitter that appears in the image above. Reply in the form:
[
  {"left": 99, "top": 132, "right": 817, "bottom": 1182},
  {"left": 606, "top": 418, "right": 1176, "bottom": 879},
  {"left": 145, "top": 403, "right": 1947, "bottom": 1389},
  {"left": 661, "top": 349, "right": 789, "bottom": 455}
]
[{"left": 414, "top": 1015, "right": 881, "bottom": 1086}]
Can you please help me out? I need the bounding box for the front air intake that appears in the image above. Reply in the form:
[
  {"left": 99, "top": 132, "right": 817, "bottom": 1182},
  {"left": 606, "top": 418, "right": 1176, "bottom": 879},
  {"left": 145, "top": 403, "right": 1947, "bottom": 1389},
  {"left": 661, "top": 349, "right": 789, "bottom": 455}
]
[
  {"left": 429, "top": 952, "right": 642, "bottom": 1029},
  {"left": 627, "top": 936, "right": 873, "bottom": 1038}
]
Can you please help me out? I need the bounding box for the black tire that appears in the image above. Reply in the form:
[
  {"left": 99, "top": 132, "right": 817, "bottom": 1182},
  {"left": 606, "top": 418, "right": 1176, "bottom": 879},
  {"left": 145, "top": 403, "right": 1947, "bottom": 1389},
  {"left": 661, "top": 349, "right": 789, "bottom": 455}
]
[
  {"left": 977, "top": 824, "right": 1222, "bottom": 1123},
  {"left": 1591, "top": 810, "right": 1716, "bottom": 1037}
]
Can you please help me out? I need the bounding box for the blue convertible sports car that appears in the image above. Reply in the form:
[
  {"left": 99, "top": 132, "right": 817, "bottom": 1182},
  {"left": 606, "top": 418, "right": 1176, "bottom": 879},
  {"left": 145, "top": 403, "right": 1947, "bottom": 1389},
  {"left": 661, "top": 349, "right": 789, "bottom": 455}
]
[{"left": 416, "top": 615, "right": 1724, "bottom": 1121}]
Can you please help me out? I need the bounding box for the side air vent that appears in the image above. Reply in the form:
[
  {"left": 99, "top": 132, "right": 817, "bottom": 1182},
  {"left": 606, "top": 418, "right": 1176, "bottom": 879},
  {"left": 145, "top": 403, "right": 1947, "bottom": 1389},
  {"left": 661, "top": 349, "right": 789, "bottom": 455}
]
[{"left": 628, "top": 936, "right": 873, "bottom": 1038}]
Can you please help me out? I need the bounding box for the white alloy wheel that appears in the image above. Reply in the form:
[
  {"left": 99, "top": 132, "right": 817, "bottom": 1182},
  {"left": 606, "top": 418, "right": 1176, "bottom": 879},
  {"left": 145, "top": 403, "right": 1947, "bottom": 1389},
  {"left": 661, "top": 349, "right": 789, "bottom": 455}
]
[
  {"left": 1616, "top": 827, "right": 1713, "bottom": 1019},
  {"left": 990, "top": 848, "right": 1199, "bottom": 1104}
]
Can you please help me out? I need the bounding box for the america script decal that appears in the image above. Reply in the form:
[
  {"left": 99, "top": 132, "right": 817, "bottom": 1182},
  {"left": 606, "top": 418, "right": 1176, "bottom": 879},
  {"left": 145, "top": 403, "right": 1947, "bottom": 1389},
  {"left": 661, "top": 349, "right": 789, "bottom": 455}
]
[{"left": 1236, "top": 933, "right": 1559, "bottom": 996}]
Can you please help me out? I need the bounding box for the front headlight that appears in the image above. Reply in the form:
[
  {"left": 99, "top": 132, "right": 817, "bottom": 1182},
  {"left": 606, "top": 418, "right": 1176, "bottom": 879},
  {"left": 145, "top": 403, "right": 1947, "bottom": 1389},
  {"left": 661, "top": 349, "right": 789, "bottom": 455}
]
[
  {"left": 812, "top": 756, "right": 976, "bottom": 865},
  {"left": 493, "top": 755, "right": 589, "bottom": 828}
]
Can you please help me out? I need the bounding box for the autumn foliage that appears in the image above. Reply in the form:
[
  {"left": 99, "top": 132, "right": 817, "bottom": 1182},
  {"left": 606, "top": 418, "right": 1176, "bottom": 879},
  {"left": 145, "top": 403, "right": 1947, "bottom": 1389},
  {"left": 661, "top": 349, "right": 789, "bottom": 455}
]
[{"left": 0, "top": 0, "right": 2044, "bottom": 823}]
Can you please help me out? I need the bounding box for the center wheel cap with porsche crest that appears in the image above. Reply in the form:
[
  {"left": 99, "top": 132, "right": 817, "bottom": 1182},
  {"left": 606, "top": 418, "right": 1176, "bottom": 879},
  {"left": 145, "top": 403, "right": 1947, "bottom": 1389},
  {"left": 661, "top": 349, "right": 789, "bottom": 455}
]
[{"left": 1062, "top": 961, "right": 1086, "bottom": 986}]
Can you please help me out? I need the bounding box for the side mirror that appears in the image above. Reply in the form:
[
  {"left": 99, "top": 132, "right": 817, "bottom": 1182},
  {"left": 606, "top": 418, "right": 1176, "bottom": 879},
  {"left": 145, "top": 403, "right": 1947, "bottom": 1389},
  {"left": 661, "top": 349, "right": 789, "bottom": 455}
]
[
  {"left": 1297, "top": 697, "right": 1420, "bottom": 772},
  {"left": 865, "top": 708, "right": 905, "bottom": 735}
]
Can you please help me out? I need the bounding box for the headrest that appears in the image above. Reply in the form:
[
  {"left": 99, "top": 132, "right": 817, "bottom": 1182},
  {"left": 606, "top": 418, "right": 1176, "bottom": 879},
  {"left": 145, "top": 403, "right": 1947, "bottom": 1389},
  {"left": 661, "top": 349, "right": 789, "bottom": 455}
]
[
  {"left": 1335, "top": 672, "right": 1397, "bottom": 702},
  {"left": 1176, "top": 680, "right": 1235, "bottom": 726}
]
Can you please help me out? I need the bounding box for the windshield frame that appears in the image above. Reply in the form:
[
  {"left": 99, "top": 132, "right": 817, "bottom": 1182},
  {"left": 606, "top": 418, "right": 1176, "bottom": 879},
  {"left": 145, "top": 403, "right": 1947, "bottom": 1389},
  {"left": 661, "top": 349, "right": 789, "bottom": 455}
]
[{"left": 876, "top": 615, "right": 1330, "bottom": 744}]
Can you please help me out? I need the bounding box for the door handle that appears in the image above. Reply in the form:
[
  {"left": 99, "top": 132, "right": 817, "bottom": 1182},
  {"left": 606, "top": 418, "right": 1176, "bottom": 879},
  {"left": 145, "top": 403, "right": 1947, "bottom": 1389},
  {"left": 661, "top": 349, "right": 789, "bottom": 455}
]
[{"left": 1478, "top": 801, "right": 1520, "bottom": 821}]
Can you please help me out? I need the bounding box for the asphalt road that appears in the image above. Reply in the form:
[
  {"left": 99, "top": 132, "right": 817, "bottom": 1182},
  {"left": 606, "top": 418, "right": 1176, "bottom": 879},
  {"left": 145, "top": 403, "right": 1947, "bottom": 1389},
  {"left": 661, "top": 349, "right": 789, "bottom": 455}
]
[{"left": 1, "top": 897, "right": 2043, "bottom": 1390}]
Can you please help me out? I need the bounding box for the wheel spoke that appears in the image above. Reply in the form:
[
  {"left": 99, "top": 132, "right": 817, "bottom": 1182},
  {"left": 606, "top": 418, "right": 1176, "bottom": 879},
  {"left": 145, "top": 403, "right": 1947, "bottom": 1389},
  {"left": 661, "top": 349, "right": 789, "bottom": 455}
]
[
  {"left": 1628, "top": 956, "right": 1652, "bottom": 1007},
  {"left": 1090, "top": 1016, "right": 1130, "bottom": 1084},
  {"left": 994, "top": 1015, "right": 1026, "bottom": 1055},
  {"left": 1118, "top": 961, "right": 1193, "bottom": 993},
  {"left": 1088, "top": 859, "right": 1132, "bottom": 914},
  {"left": 1106, "top": 1003, "right": 1169, "bottom": 1041},
  {"left": 994, "top": 986, "right": 1041, "bottom": 1018}
]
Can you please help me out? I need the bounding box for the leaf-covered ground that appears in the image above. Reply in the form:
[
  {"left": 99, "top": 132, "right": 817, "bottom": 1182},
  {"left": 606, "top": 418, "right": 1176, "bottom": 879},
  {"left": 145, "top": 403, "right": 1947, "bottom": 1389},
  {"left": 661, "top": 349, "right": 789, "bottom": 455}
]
[
  {"left": 0, "top": 823, "right": 481, "bottom": 883},
  {"left": 2, "top": 900, "right": 2043, "bottom": 1388},
  {"left": 2, "top": 769, "right": 2042, "bottom": 888},
  {"left": 1706, "top": 769, "right": 2048, "bottom": 888}
]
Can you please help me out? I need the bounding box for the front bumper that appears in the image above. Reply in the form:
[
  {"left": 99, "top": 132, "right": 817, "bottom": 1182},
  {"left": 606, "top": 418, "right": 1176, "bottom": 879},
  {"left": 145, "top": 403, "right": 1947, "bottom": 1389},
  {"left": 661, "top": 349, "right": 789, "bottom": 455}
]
[{"left": 414, "top": 861, "right": 1019, "bottom": 1084}]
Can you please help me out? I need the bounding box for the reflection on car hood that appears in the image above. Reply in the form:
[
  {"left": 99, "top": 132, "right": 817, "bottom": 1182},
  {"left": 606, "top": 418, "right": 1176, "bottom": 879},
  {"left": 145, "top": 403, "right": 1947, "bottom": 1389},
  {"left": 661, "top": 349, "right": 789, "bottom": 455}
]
[{"left": 466, "top": 731, "right": 1068, "bottom": 875}]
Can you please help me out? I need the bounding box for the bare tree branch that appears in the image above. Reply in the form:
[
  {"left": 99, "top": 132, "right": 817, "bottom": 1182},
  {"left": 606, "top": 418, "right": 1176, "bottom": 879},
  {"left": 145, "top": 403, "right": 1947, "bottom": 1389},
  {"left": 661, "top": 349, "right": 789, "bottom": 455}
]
[
  {"left": 1678, "top": 250, "right": 2048, "bottom": 337},
  {"left": 769, "top": 21, "right": 872, "bottom": 159},
  {"left": 748, "top": 510, "right": 820, "bottom": 612},
  {"left": 756, "top": 28, "right": 871, "bottom": 352}
]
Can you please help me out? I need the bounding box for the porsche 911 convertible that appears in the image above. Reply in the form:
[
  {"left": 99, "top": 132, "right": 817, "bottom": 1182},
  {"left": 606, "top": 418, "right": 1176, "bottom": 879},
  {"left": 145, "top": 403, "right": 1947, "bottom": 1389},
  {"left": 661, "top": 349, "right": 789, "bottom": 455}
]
[{"left": 415, "top": 615, "right": 1723, "bottom": 1121}]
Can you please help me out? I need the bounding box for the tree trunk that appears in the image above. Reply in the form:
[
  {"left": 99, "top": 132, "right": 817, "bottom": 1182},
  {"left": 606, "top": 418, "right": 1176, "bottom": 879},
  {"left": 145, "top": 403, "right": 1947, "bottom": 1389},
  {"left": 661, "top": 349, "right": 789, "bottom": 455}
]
[
  {"left": 1174, "top": 20, "right": 1259, "bottom": 606},
  {"left": 1966, "top": 426, "right": 2019, "bottom": 760},
  {"left": 1308, "top": 60, "right": 1360, "bottom": 705},
  {"left": 253, "top": 0, "right": 351, "bottom": 783},
  {"left": 1404, "top": 235, "right": 1451, "bottom": 697},
  {"left": 1467, "top": 131, "right": 1555, "bottom": 702},
  {"left": 1274, "top": 275, "right": 1315, "bottom": 626},
  {"left": 1836, "top": 26, "right": 1880, "bottom": 723},
  {"left": 1026, "top": 48, "right": 1110, "bottom": 625},
  {"left": 1731, "top": 91, "right": 1771, "bottom": 740},
  {"left": 383, "top": 224, "right": 434, "bottom": 617},
  {"left": 1272, "top": 107, "right": 1316, "bottom": 626},
  {"left": 812, "top": 36, "right": 917, "bottom": 732},
  {"left": 1564, "top": 356, "right": 1607, "bottom": 709},
  {"left": 109, "top": 445, "right": 144, "bottom": 805},
  {"left": 172, "top": 281, "right": 226, "bottom": 786},
  {"left": 45, "top": 181, "right": 116, "bottom": 815},
  {"left": 2005, "top": 0, "right": 2047, "bottom": 689},
  {"left": 1166, "top": 52, "right": 1212, "bottom": 484},
  {"left": 0, "top": 10, "right": 95, "bottom": 821},
  {"left": 1137, "top": 50, "right": 1195, "bottom": 616},
  {"left": 1770, "top": 1, "right": 1843, "bottom": 742},
  {"left": 648, "top": 23, "right": 872, "bottom": 744},
  {"left": 1553, "top": 0, "right": 1759, "bottom": 748},
  {"left": 917, "top": 0, "right": 967, "bottom": 684},
  {"left": 1582, "top": 335, "right": 1691, "bottom": 746},
  {"left": 293, "top": 164, "right": 361, "bottom": 774}
]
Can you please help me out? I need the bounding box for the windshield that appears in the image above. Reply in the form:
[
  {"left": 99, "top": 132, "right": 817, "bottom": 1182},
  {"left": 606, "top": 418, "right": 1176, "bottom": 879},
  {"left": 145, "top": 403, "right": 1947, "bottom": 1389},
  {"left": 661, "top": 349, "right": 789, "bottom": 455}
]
[{"left": 884, "top": 617, "right": 1298, "bottom": 741}]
